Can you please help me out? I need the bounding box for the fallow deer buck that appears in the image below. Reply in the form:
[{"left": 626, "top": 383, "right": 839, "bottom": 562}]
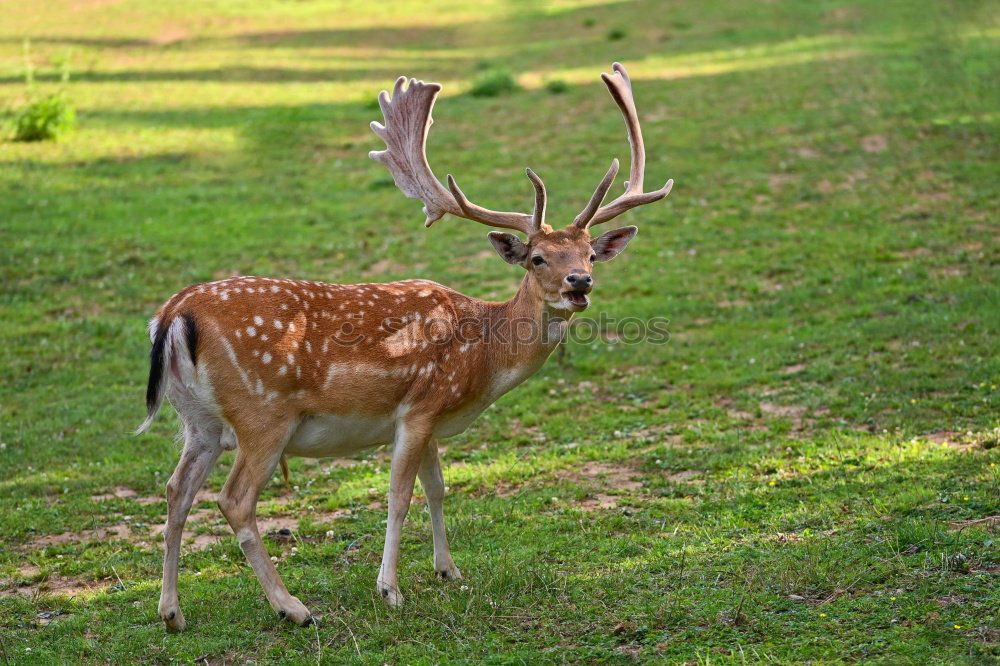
[{"left": 139, "top": 62, "right": 672, "bottom": 631}]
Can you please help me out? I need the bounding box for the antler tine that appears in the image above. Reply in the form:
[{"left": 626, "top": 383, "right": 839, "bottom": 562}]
[
  {"left": 370, "top": 77, "right": 539, "bottom": 234},
  {"left": 584, "top": 62, "right": 673, "bottom": 228},
  {"left": 525, "top": 168, "right": 547, "bottom": 230},
  {"left": 573, "top": 159, "right": 619, "bottom": 227}
]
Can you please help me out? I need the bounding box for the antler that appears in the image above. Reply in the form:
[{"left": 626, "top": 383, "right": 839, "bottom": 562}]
[
  {"left": 574, "top": 63, "right": 673, "bottom": 229},
  {"left": 369, "top": 77, "right": 543, "bottom": 235}
]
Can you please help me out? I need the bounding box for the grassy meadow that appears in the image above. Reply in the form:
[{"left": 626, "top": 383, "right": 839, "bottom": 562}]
[{"left": 1, "top": 0, "right": 998, "bottom": 662}]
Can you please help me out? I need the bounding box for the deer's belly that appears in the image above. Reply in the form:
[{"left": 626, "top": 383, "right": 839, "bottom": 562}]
[
  {"left": 434, "top": 401, "right": 490, "bottom": 438},
  {"left": 285, "top": 413, "right": 395, "bottom": 458}
]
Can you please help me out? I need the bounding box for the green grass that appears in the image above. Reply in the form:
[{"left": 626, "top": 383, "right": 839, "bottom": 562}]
[{"left": 1, "top": 0, "right": 998, "bottom": 662}]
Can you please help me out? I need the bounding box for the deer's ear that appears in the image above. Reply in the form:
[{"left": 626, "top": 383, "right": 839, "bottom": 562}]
[
  {"left": 488, "top": 232, "right": 529, "bottom": 265},
  {"left": 591, "top": 226, "right": 637, "bottom": 262}
]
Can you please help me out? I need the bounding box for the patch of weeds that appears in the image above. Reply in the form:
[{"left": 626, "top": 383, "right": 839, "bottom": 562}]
[
  {"left": 582, "top": 17, "right": 596, "bottom": 28},
  {"left": 12, "top": 40, "right": 76, "bottom": 143},
  {"left": 607, "top": 27, "right": 627, "bottom": 41},
  {"left": 545, "top": 79, "right": 568, "bottom": 95},
  {"left": 15, "top": 94, "right": 75, "bottom": 142},
  {"left": 469, "top": 68, "right": 520, "bottom": 98}
]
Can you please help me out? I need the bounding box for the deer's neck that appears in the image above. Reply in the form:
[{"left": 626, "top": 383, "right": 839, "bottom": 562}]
[{"left": 483, "top": 273, "right": 571, "bottom": 374}]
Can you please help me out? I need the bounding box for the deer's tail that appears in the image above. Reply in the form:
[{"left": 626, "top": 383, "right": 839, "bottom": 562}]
[{"left": 136, "top": 313, "right": 198, "bottom": 435}]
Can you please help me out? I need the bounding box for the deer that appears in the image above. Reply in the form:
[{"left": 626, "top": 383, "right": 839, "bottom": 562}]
[{"left": 138, "top": 62, "right": 672, "bottom": 631}]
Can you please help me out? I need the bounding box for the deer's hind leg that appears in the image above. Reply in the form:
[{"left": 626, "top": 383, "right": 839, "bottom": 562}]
[
  {"left": 159, "top": 415, "right": 224, "bottom": 632},
  {"left": 217, "top": 418, "right": 312, "bottom": 626}
]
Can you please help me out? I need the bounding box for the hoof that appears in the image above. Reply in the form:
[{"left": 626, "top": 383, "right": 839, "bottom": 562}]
[
  {"left": 160, "top": 606, "right": 186, "bottom": 633},
  {"left": 276, "top": 596, "right": 312, "bottom": 626},
  {"left": 435, "top": 561, "right": 463, "bottom": 581},
  {"left": 379, "top": 584, "right": 404, "bottom": 608}
]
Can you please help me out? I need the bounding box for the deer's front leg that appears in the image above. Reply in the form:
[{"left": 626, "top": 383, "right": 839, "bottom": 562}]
[
  {"left": 377, "top": 414, "right": 432, "bottom": 607},
  {"left": 418, "top": 442, "right": 461, "bottom": 580}
]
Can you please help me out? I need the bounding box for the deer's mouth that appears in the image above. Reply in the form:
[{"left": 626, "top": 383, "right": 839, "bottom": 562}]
[{"left": 561, "top": 290, "right": 590, "bottom": 310}]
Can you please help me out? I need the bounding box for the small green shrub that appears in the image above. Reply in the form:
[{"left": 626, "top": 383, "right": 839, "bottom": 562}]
[
  {"left": 545, "top": 79, "right": 569, "bottom": 94},
  {"left": 12, "top": 39, "right": 76, "bottom": 142},
  {"left": 582, "top": 17, "right": 596, "bottom": 28},
  {"left": 468, "top": 68, "right": 520, "bottom": 98},
  {"left": 607, "top": 27, "right": 627, "bottom": 41},
  {"left": 15, "top": 93, "right": 75, "bottom": 142}
]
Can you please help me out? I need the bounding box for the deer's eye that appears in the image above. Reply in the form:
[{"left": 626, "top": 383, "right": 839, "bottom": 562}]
[{"left": 531, "top": 255, "right": 545, "bottom": 266}]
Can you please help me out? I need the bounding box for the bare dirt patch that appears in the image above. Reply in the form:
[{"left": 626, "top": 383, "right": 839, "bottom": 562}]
[
  {"left": 926, "top": 431, "right": 961, "bottom": 446},
  {"left": 152, "top": 508, "right": 354, "bottom": 551},
  {"left": 71, "top": 0, "right": 124, "bottom": 10},
  {"left": 932, "top": 265, "right": 965, "bottom": 279},
  {"left": 860, "top": 135, "right": 888, "bottom": 153},
  {"left": 760, "top": 402, "right": 807, "bottom": 419},
  {"left": 717, "top": 298, "right": 749, "bottom": 308},
  {"left": 151, "top": 26, "right": 190, "bottom": 46},
  {"left": 935, "top": 595, "right": 966, "bottom": 607},
  {"left": 761, "top": 401, "right": 827, "bottom": 432},
  {"left": 666, "top": 470, "right": 700, "bottom": 483},
  {"left": 578, "top": 494, "right": 621, "bottom": 511},
  {"left": 91, "top": 486, "right": 137, "bottom": 501},
  {"left": 29, "top": 524, "right": 132, "bottom": 549},
  {"left": 559, "top": 462, "right": 645, "bottom": 512},
  {"left": 768, "top": 173, "right": 796, "bottom": 191},
  {"left": 717, "top": 396, "right": 822, "bottom": 433},
  {"left": 91, "top": 486, "right": 163, "bottom": 505},
  {"left": 576, "top": 462, "right": 643, "bottom": 491},
  {"left": 895, "top": 247, "right": 931, "bottom": 259},
  {"left": 24, "top": 496, "right": 353, "bottom": 554},
  {"left": 628, "top": 423, "right": 683, "bottom": 445},
  {"left": 1, "top": 565, "right": 109, "bottom": 599}
]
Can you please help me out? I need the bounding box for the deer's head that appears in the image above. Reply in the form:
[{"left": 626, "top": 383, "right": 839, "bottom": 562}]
[{"left": 370, "top": 63, "right": 672, "bottom": 313}]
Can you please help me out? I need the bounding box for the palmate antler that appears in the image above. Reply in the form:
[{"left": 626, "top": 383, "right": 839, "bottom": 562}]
[
  {"left": 370, "top": 63, "right": 670, "bottom": 235},
  {"left": 574, "top": 63, "right": 673, "bottom": 229},
  {"left": 369, "top": 77, "right": 543, "bottom": 235}
]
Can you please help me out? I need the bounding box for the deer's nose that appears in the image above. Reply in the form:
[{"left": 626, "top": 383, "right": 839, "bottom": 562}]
[{"left": 565, "top": 273, "right": 593, "bottom": 292}]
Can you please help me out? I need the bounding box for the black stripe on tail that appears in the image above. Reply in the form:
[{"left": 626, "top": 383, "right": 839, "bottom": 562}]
[
  {"left": 145, "top": 321, "right": 170, "bottom": 414},
  {"left": 140, "top": 312, "right": 198, "bottom": 433}
]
